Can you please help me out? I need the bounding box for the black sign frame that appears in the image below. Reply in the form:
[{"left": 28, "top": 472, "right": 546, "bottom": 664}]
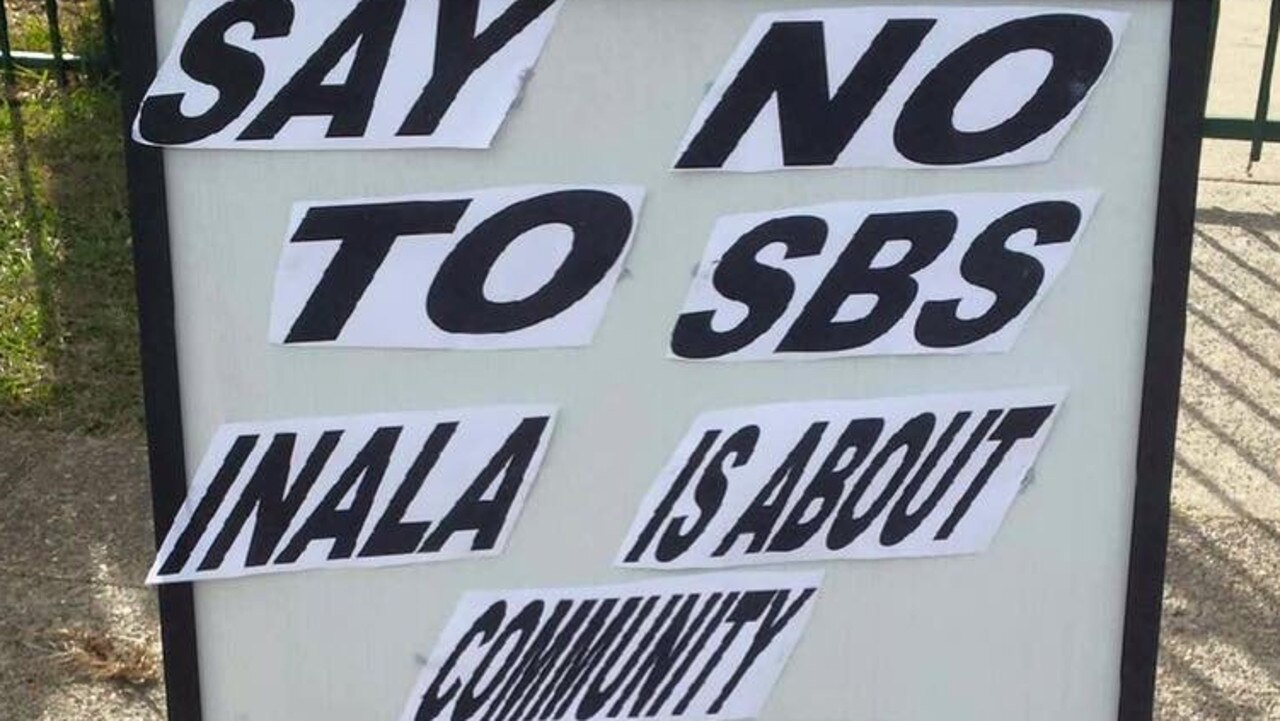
[{"left": 116, "top": 2, "right": 1213, "bottom": 720}]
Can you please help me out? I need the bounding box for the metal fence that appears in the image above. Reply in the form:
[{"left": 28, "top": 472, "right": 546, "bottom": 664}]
[
  {"left": 1203, "top": 0, "right": 1280, "bottom": 162},
  {"left": 0, "top": 0, "right": 115, "bottom": 87}
]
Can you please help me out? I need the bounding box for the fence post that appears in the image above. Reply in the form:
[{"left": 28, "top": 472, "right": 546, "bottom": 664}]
[
  {"left": 0, "top": 0, "right": 15, "bottom": 93},
  {"left": 1250, "top": 0, "right": 1280, "bottom": 163},
  {"left": 1205, "top": 0, "right": 1221, "bottom": 108},
  {"left": 42, "top": 0, "right": 66, "bottom": 87},
  {"left": 97, "top": 0, "right": 116, "bottom": 74}
]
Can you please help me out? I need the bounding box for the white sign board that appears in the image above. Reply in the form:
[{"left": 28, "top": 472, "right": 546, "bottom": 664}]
[{"left": 119, "top": 2, "right": 1209, "bottom": 720}]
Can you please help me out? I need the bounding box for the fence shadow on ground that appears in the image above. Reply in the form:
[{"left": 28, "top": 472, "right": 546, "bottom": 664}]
[{"left": 1156, "top": 195, "right": 1280, "bottom": 720}]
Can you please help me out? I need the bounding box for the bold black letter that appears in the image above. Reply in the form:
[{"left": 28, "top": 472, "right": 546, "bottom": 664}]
[
  {"left": 894, "top": 14, "right": 1113, "bottom": 164},
  {"left": 239, "top": 0, "right": 405, "bottom": 139},
  {"left": 137, "top": 0, "right": 294, "bottom": 144},
  {"left": 768, "top": 418, "right": 882, "bottom": 552},
  {"left": 455, "top": 601, "right": 544, "bottom": 720},
  {"left": 359, "top": 422, "right": 458, "bottom": 557},
  {"left": 485, "top": 600, "right": 591, "bottom": 721},
  {"left": 779, "top": 210, "right": 956, "bottom": 353},
  {"left": 616, "top": 594, "right": 723, "bottom": 718},
  {"left": 676, "top": 20, "right": 934, "bottom": 168},
  {"left": 915, "top": 201, "right": 1081, "bottom": 347},
  {"left": 427, "top": 191, "right": 633, "bottom": 334},
  {"left": 419, "top": 417, "right": 550, "bottom": 552},
  {"left": 398, "top": 0, "right": 559, "bottom": 136},
  {"left": 673, "top": 592, "right": 771, "bottom": 715},
  {"left": 826, "top": 413, "right": 934, "bottom": 548},
  {"left": 713, "top": 422, "right": 826, "bottom": 557},
  {"left": 709, "top": 589, "right": 816, "bottom": 714},
  {"left": 157, "top": 435, "right": 258, "bottom": 575},
  {"left": 622, "top": 431, "right": 720, "bottom": 563},
  {"left": 881, "top": 410, "right": 997, "bottom": 545},
  {"left": 655, "top": 426, "right": 759, "bottom": 563},
  {"left": 579, "top": 596, "right": 685, "bottom": 718},
  {"left": 199, "top": 430, "right": 342, "bottom": 570},
  {"left": 415, "top": 601, "right": 506, "bottom": 721},
  {"left": 935, "top": 405, "right": 1054, "bottom": 539},
  {"left": 283, "top": 199, "right": 470, "bottom": 344},
  {"left": 274, "top": 426, "right": 402, "bottom": 563},
  {"left": 671, "top": 216, "right": 826, "bottom": 359}
]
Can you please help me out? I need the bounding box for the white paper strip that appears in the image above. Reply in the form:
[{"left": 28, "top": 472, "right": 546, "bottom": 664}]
[
  {"left": 617, "top": 389, "right": 1064, "bottom": 570},
  {"left": 133, "top": 0, "right": 563, "bottom": 149},
  {"left": 670, "top": 191, "right": 1099, "bottom": 361},
  {"left": 268, "top": 185, "right": 645, "bottom": 349},
  {"left": 398, "top": 571, "right": 823, "bottom": 721},
  {"left": 674, "top": 6, "right": 1128, "bottom": 171},
  {"left": 148, "top": 406, "right": 556, "bottom": 584}
]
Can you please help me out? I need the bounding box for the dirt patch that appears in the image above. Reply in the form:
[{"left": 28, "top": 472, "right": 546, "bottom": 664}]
[{"left": 0, "top": 429, "right": 163, "bottom": 720}]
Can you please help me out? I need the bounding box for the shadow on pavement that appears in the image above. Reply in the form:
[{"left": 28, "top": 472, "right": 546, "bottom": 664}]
[{"left": 1157, "top": 179, "right": 1280, "bottom": 721}]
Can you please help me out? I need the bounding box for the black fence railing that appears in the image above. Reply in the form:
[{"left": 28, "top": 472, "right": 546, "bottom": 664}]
[
  {"left": 1203, "top": 0, "right": 1280, "bottom": 163},
  {"left": 0, "top": 0, "right": 116, "bottom": 87}
]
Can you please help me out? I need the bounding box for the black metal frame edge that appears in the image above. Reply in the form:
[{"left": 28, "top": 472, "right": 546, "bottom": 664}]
[
  {"left": 117, "top": 1, "right": 203, "bottom": 720},
  {"left": 1118, "top": 1, "right": 1214, "bottom": 720}
]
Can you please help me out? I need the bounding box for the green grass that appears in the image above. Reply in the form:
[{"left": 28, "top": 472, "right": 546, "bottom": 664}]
[
  {"left": 5, "top": 0, "right": 110, "bottom": 71},
  {"left": 0, "top": 1, "right": 139, "bottom": 432}
]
